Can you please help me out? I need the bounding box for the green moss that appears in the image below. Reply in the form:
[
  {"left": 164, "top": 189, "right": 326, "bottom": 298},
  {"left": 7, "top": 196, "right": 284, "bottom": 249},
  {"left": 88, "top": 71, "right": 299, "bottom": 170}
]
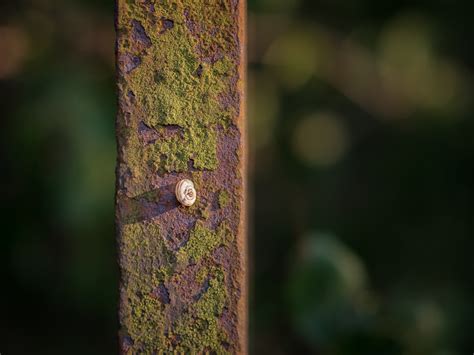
[
  {"left": 177, "top": 221, "right": 231, "bottom": 265},
  {"left": 201, "top": 206, "right": 211, "bottom": 220},
  {"left": 196, "top": 266, "right": 209, "bottom": 284},
  {"left": 218, "top": 190, "right": 230, "bottom": 208},
  {"left": 124, "top": 293, "right": 169, "bottom": 350},
  {"left": 138, "top": 189, "right": 159, "bottom": 202},
  {"left": 149, "top": 125, "right": 218, "bottom": 172},
  {"left": 119, "top": 222, "right": 175, "bottom": 351},
  {"left": 117, "top": 0, "right": 238, "bottom": 197},
  {"left": 120, "top": 221, "right": 233, "bottom": 352},
  {"left": 173, "top": 268, "right": 229, "bottom": 354}
]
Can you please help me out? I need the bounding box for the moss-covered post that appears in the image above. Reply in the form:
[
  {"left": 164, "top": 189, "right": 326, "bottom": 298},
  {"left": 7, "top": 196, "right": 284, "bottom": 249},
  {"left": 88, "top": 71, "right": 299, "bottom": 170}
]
[{"left": 115, "top": 0, "right": 246, "bottom": 353}]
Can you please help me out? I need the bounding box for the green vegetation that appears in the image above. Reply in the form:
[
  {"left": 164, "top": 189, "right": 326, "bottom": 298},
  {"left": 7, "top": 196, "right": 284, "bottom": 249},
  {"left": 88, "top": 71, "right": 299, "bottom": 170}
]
[
  {"left": 120, "top": 219, "right": 233, "bottom": 352},
  {"left": 218, "top": 189, "right": 230, "bottom": 208},
  {"left": 117, "top": 0, "right": 237, "bottom": 197}
]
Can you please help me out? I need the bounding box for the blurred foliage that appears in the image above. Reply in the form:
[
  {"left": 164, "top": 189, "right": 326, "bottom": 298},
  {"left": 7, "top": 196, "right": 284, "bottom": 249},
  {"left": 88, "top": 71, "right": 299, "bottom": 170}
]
[
  {"left": 1, "top": 0, "right": 474, "bottom": 354},
  {"left": 249, "top": 0, "right": 474, "bottom": 354},
  {"left": 0, "top": 0, "right": 116, "bottom": 353}
]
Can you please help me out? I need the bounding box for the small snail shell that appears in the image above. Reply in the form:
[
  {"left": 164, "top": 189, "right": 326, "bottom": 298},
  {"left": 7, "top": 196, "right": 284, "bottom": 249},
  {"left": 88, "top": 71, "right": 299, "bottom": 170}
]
[{"left": 175, "top": 179, "right": 196, "bottom": 207}]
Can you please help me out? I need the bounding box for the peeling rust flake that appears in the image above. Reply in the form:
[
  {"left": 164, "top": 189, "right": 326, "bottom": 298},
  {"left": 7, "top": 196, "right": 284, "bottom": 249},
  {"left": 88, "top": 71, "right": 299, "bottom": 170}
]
[{"left": 115, "top": 0, "right": 246, "bottom": 354}]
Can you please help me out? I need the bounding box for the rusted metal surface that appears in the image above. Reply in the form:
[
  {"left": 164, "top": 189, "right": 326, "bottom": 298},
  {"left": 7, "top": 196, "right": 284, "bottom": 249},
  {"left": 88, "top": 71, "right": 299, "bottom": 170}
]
[{"left": 115, "top": 0, "right": 246, "bottom": 353}]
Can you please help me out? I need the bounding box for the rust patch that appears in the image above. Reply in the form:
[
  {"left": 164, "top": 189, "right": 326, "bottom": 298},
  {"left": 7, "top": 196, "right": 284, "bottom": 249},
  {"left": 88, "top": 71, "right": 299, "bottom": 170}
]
[
  {"left": 131, "top": 19, "right": 152, "bottom": 50},
  {"left": 151, "top": 283, "right": 171, "bottom": 304},
  {"left": 118, "top": 52, "right": 141, "bottom": 74},
  {"left": 160, "top": 18, "right": 174, "bottom": 34}
]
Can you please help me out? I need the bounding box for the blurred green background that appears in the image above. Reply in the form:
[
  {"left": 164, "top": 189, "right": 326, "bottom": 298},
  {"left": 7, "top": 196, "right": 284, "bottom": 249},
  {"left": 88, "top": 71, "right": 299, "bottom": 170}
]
[{"left": 1, "top": 0, "right": 474, "bottom": 354}]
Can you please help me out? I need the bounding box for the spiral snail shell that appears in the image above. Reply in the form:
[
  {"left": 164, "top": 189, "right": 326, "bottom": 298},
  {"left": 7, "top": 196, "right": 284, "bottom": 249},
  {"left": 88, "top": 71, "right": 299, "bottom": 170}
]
[{"left": 175, "top": 179, "right": 197, "bottom": 207}]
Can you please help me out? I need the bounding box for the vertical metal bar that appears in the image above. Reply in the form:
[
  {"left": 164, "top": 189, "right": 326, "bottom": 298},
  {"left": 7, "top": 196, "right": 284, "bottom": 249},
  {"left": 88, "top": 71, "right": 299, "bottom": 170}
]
[{"left": 115, "top": 0, "right": 246, "bottom": 353}]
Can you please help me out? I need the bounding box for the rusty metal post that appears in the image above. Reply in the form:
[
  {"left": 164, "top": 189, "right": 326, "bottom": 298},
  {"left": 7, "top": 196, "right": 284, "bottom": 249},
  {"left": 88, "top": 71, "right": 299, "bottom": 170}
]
[{"left": 115, "top": 0, "right": 246, "bottom": 353}]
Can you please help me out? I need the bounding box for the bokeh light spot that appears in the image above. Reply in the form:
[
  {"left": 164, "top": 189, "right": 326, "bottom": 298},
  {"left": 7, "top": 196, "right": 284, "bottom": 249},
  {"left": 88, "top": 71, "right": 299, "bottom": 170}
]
[
  {"left": 0, "top": 25, "right": 30, "bottom": 79},
  {"left": 292, "top": 111, "right": 349, "bottom": 167},
  {"left": 264, "top": 27, "right": 319, "bottom": 89},
  {"left": 377, "top": 13, "right": 468, "bottom": 116}
]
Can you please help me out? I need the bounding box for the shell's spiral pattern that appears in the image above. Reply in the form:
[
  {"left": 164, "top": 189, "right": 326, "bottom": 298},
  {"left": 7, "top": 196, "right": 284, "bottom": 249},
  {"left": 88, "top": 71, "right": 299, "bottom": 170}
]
[{"left": 175, "top": 179, "right": 197, "bottom": 206}]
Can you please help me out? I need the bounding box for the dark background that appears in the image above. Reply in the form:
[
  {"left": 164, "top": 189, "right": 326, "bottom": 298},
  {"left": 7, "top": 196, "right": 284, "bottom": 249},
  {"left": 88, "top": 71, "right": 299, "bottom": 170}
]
[{"left": 1, "top": 0, "right": 474, "bottom": 354}]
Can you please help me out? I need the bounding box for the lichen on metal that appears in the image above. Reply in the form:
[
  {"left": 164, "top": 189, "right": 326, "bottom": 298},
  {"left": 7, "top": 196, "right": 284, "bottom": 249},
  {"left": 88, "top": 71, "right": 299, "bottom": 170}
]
[{"left": 115, "top": 0, "right": 246, "bottom": 353}]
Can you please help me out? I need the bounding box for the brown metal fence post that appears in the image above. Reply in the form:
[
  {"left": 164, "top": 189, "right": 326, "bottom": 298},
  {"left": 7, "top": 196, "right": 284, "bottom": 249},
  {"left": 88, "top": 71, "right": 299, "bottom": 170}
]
[{"left": 115, "top": 0, "right": 246, "bottom": 353}]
